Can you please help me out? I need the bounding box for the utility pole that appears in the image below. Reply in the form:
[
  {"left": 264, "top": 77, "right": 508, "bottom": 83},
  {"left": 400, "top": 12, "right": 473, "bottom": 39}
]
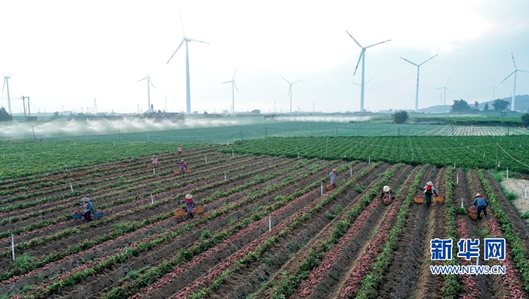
[
  {"left": 27, "top": 97, "right": 31, "bottom": 117},
  {"left": 20, "top": 96, "right": 27, "bottom": 117},
  {"left": 94, "top": 98, "right": 97, "bottom": 114}
]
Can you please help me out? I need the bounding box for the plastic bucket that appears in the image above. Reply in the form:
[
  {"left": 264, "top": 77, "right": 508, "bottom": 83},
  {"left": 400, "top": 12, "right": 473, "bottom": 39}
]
[
  {"left": 73, "top": 214, "right": 82, "bottom": 219},
  {"left": 94, "top": 212, "right": 104, "bottom": 218}
]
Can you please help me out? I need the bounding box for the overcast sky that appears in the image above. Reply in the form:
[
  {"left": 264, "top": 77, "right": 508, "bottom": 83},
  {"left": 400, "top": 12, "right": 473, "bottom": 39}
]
[{"left": 1, "top": 0, "right": 528, "bottom": 114}]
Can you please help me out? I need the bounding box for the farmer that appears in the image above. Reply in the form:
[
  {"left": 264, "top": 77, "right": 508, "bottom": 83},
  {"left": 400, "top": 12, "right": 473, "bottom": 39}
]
[
  {"left": 380, "top": 185, "right": 395, "bottom": 200},
  {"left": 329, "top": 169, "right": 337, "bottom": 187},
  {"left": 177, "top": 145, "right": 183, "bottom": 155},
  {"left": 179, "top": 159, "right": 188, "bottom": 174},
  {"left": 81, "top": 197, "right": 94, "bottom": 222},
  {"left": 151, "top": 155, "right": 158, "bottom": 169},
  {"left": 419, "top": 181, "right": 438, "bottom": 206},
  {"left": 473, "top": 193, "right": 489, "bottom": 219},
  {"left": 185, "top": 194, "right": 196, "bottom": 220}
]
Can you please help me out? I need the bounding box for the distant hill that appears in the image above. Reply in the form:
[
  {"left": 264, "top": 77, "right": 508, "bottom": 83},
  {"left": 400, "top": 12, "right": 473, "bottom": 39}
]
[{"left": 418, "top": 94, "right": 529, "bottom": 113}]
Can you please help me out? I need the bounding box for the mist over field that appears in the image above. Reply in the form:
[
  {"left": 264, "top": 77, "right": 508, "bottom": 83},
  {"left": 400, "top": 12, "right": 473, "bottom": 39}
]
[{"left": 0, "top": 115, "right": 375, "bottom": 140}]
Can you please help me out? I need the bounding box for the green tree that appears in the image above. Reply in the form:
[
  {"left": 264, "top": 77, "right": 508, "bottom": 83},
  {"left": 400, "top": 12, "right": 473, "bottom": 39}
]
[
  {"left": 0, "top": 107, "right": 13, "bottom": 122},
  {"left": 451, "top": 99, "right": 471, "bottom": 113},
  {"left": 474, "top": 101, "right": 479, "bottom": 108},
  {"left": 522, "top": 113, "right": 529, "bottom": 127},
  {"left": 483, "top": 103, "right": 489, "bottom": 111},
  {"left": 492, "top": 99, "right": 510, "bottom": 111},
  {"left": 392, "top": 110, "right": 409, "bottom": 124}
]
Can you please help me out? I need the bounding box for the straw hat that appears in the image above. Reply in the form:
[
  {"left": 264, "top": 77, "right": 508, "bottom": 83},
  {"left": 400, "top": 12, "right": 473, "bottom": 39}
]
[
  {"left": 181, "top": 159, "right": 185, "bottom": 162},
  {"left": 332, "top": 169, "right": 336, "bottom": 172},
  {"left": 475, "top": 193, "right": 482, "bottom": 197},
  {"left": 185, "top": 194, "right": 193, "bottom": 200},
  {"left": 383, "top": 186, "right": 390, "bottom": 192},
  {"left": 426, "top": 181, "right": 433, "bottom": 186},
  {"left": 82, "top": 196, "right": 89, "bottom": 203}
]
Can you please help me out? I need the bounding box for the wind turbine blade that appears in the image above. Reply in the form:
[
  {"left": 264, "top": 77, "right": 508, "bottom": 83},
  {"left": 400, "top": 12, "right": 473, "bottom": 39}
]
[
  {"left": 166, "top": 39, "right": 185, "bottom": 64},
  {"left": 418, "top": 54, "right": 438, "bottom": 66},
  {"left": 518, "top": 69, "right": 529, "bottom": 74},
  {"left": 445, "top": 77, "right": 450, "bottom": 87},
  {"left": 400, "top": 57, "right": 418, "bottom": 66},
  {"left": 137, "top": 77, "right": 148, "bottom": 82},
  {"left": 187, "top": 37, "right": 210, "bottom": 44},
  {"left": 353, "top": 52, "right": 364, "bottom": 76},
  {"left": 352, "top": 82, "right": 361, "bottom": 86},
  {"left": 180, "top": 14, "right": 186, "bottom": 37},
  {"left": 150, "top": 81, "right": 155, "bottom": 88},
  {"left": 282, "top": 77, "right": 291, "bottom": 84},
  {"left": 365, "top": 78, "right": 372, "bottom": 85},
  {"left": 511, "top": 52, "right": 518, "bottom": 69},
  {"left": 501, "top": 71, "right": 515, "bottom": 83},
  {"left": 221, "top": 81, "right": 231, "bottom": 84},
  {"left": 293, "top": 80, "right": 301, "bottom": 84},
  {"left": 365, "top": 39, "right": 391, "bottom": 48},
  {"left": 234, "top": 83, "right": 239, "bottom": 92},
  {"left": 434, "top": 87, "right": 444, "bottom": 90},
  {"left": 345, "top": 30, "right": 363, "bottom": 48},
  {"left": 232, "top": 68, "right": 238, "bottom": 80},
  {"left": 446, "top": 88, "right": 453, "bottom": 95},
  {"left": 2, "top": 79, "right": 5, "bottom": 93}
]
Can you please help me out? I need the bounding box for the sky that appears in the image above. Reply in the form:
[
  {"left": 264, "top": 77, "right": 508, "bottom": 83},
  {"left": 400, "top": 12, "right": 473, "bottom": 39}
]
[{"left": 1, "top": 0, "right": 528, "bottom": 115}]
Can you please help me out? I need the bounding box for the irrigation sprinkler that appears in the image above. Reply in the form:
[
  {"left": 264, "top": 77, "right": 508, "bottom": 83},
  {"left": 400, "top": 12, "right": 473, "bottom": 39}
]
[
  {"left": 12, "top": 235, "right": 15, "bottom": 261},
  {"left": 269, "top": 215, "right": 271, "bottom": 232},
  {"left": 151, "top": 194, "right": 154, "bottom": 204},
  {"left": 70, "top": 180, "right": 74, "bottom": 192}
]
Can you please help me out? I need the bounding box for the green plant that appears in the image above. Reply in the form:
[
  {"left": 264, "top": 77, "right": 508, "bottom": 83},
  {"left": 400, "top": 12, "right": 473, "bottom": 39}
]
[
  {"left": 454, "top": 207, "right": 467, "bottom": 215},
  {"left": 11, "top": 254, "right": 35, "bottom": 273},
  {"left": 325, "top": 211, "right": 336, "bottom": 219},
  {"left": 200, "top": 231, "right": 211, "bottom": 239}
]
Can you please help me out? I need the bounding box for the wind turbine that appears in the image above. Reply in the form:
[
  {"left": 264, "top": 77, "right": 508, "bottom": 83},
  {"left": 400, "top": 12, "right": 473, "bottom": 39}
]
[
  {"left": 500, "top": 52, "right": 528, "bottom": 111},
  {"left": 222, "top": 68, "right": 239, "bottom": 113},
  {"left": 435, "top": 77, "right": 452, "bottom": 105},
  {"left": 486, "top": 78, "right": 501, "bottom": 101},
  {"left": 2, "top": 74, "right": 13, "bottom": 114},
  {"left": 282, "top": 77, "right": 301, "bottom": 113},
  {"left": 400, "top": 54, "right": 438, "bottom": 112},
  {"left": 137, "top": 74, "right": 155, "bottom": 113},
  {"left": 167, "top": 15, "right": 210, "bottom": 114},
  {"left": 346, "top": 31, "right": 390, "bottom": 112}
]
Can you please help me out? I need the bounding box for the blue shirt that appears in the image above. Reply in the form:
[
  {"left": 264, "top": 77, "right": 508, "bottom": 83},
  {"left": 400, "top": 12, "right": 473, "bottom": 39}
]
[{"left": 473, "top": 196, "right": 488, "bottom": 207}]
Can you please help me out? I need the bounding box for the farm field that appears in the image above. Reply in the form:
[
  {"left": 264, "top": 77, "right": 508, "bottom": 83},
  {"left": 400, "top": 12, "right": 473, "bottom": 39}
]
[
  {"left": 1, "top": 146, "right": 529, "bottom": 298},
  {"left": 225, "top": 135, "right": 529, "bottom": 174}
]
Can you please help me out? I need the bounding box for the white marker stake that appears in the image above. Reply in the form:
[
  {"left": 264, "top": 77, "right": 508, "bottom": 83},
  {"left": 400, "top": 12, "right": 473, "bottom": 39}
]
[
  {"left": 368, "top": 156, "right": 370, "bottom": 164},
  {"left": 456, "top": 173, "right": 459, "bottom": 184},
  {"left": 232, "top": 149, "right": 234, "bottom": 157},
  {"left": 205, "top": 155, "right": 208, "bottom": 164},
  {"left": 350, "top": 166, "right": 353, "bottom": 177},
  {"left": 507, "top": 168, "right": 509, "bottom": 179},
  {"left": 12, "top": 234, "right": 15, "bottom": 261},
  {"left": 70, "top": 180, "right": 74, "bottom": 192},
  {"left": 461, "top": 197, "right": 464, "bottom": 209},
  {"left": 321, "top": 182, "right": 323, "bottom": 196},
  {"left": 151, "top": 194, "right": 154, "bottom": 204},
  {"left": 224, "top": 172, "right": 227, "bottom": 181},
  {"left": 298, "top": 152, "right": 299, "bottom": 159},
  {"left": 153, "top": 166, "right": 156, "bottom": 175},
  {"left": 525, "top": 185, "right": 527, "bottom": 199},
  {"left": 454, "top": 161, "right": 456, "bottom": 169},
  {"left": 269, "top": 215, "right": 271, "bottom": 232}
]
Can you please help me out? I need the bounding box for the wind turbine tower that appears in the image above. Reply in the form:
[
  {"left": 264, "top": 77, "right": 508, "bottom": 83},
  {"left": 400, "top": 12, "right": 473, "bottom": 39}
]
[
  {"left": 400, "top": 54, "right": 438, "bottom": 111},
  {"left": 94, "top": 98, "right": 97, "bottom": 114},
  {"left": 282, "top": 77, "right": 301, "bottom": 113},
  {"left": 222, "top": 68, "right": 239, "bottom": 113},
  {"left": 167, "top": 15, "right": 210, "bottom": 114},
  {"left": 346, "top": 31, "right": 390, "bottom": 112},
  {"left": 486, "top": 79, "right": 501, "bottom": 101},
  {"left": 137, "top": 74, "right": 155, "bottom": 113},
  {"left": 501, "top": 52, "right": 528, "bottom": 111},
  {"left": 2, "top": 74, "right": 13, "bottom": 114},
  {"left": 435, "top": 77, "right": 452, "bottom": 105}
]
